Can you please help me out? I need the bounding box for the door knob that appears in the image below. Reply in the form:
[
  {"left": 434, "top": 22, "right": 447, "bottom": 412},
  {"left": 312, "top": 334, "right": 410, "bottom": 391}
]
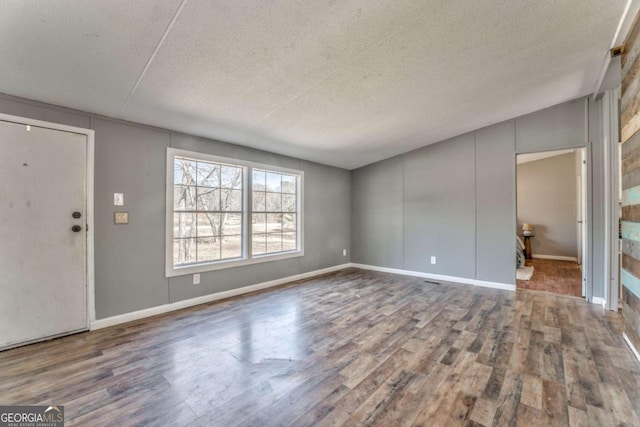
[
  {"left": 72, "top": 211, "right": 82, "bottom": 219},
  {"left": 71, "top": 225, "right": 82, "bottom": 232}
]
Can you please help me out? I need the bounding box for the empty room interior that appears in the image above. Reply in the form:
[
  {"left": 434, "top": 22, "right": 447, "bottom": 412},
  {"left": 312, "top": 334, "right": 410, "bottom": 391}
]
[{"left": 2, "top": 1, "right": 640, "bottom": 426}]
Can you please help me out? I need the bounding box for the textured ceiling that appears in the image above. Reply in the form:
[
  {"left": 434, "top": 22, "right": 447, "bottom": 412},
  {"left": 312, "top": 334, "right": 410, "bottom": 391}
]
[{"left": 0, "top": 0, "right": 630, "bottom": 169}]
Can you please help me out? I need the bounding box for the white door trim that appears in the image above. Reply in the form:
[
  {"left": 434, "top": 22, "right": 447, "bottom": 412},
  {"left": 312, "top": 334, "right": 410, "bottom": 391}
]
[
  {"left": 0, "top": 112, "right": 95, "bottom": 327},
  {"left": 602, "top": 89, "right": 620, "bottom": 312}
]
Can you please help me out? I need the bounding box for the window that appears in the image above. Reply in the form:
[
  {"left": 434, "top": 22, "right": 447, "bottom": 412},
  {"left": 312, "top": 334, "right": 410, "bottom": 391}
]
[
  {"left": 251, "top": 169, "right": 298, "bottom": 256},
  {"left": 173, "top": 158, "right": 244, "bottom": 265},
  {"left": 166, "top": 148, "right": 303, "bottom": 276}
]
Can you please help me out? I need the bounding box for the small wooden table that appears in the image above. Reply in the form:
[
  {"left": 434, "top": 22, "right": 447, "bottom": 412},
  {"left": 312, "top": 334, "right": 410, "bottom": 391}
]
[{"left": 523, "top": 235, "right": 532, "bottom": 260}]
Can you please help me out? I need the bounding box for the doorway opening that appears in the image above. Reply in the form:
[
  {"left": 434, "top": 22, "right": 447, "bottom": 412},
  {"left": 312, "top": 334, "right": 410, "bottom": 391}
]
[{"left": 515, "top": 148, "right": 587, "bottom": 297}]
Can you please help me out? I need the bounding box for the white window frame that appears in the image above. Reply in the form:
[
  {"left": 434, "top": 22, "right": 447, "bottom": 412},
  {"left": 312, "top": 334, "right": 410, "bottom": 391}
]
[{"left": 165, "top": 147, "right": 304, "bottom": 277}]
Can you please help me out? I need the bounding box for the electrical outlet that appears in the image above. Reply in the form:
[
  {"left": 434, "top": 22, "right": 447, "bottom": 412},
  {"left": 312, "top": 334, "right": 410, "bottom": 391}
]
[
  {"left": 193, "top": 273, "right": 200, "bottom": 285},
  {"left": 430, "top": 256, "right": 436, "bottom": 265},
  {"left": 343, "top": 249, "right": 347, "bottom": 256}
]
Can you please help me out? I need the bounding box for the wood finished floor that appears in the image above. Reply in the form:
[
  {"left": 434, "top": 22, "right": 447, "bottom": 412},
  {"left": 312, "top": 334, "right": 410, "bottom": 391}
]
[
  {"left": 517, "top": 259, "right": 583, "bottom": 297},
  {"left": 0, "top": 268, "right": 638, "bottom": 426}
]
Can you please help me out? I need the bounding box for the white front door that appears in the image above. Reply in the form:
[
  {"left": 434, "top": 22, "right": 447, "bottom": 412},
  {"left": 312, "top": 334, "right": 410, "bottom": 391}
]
[{"left": 0, "top": 119, "right": 88, "bottom": 349}]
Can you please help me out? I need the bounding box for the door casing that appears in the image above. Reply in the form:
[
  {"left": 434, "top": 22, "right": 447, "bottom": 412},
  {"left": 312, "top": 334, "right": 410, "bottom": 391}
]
[{"left": 515, "top": 143, "right": 593, "bottom": 303}]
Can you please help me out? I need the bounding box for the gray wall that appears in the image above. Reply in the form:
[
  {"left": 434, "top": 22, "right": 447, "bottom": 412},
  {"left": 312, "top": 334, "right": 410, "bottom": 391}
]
[
  {"left": 351, "top": 156, "right": 404, "bottom": 269},
  {"left": 352, "top": 122, "right": 518, "bottom": 285},
  {"left": 403, "top": 133, "right": 476, "bottom": 278},
  {"left": 517, "top": 152, "right": 578, "bottom": 258},
  {"left": 352, "top": 97, "right": 607, "bottom": 299},
  {"left": 0, "top": 94, "right": 350, "bottom": 319},
  {"left": 476, "top": 121, "right": 517, "bottom": 284}
]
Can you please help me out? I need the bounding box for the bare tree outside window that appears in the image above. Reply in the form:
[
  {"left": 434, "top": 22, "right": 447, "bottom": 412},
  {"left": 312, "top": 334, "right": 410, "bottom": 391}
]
[
  {"left": 173, "top": 157, "right": 243, "bottom": 265},
  {"left": 252, "top": 169, "right": 297, "bottom": 256},
  {"left": 167, "top": 149, "right": 302, "bottom": 276}
]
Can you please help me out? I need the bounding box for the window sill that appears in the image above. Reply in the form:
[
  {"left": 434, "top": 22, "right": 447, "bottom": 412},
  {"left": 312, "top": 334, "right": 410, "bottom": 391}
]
[{"left": 166, "top": 249, "right": 304, "bottom": 277}]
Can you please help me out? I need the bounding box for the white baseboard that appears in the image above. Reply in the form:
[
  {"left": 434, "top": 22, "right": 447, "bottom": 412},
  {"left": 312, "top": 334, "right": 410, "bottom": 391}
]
[
  {"left": 90, "top": 263, "right": 351, "bottom": 330},
  {"left": 349, "top": 263, "right": 516, "bottom": 291},
  {"left": 591, "top": 296, "right": 607, "bottom": 308},
  {"left": 532, "top": 254, "right": 578, "bottom": 262},
  {"left": 623, "top": 332, "right": 640, "bottom": 363}
]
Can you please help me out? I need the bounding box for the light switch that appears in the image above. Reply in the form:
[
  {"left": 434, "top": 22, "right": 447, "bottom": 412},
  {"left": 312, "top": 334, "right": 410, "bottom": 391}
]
[
  {"left": 114, "top": 193, "right": 124, "bottom": 206},
  {"left": 114, "top": 212, "right": 129, "bottom": 224}
]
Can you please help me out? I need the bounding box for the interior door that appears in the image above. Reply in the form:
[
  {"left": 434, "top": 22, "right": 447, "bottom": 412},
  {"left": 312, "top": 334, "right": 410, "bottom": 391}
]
[{"left": 0, "top": 120, "right": 87, "bottom": 350}]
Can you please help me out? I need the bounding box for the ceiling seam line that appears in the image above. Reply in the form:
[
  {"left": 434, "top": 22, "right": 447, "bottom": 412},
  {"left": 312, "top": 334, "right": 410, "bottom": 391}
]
[
  {"left": 247, "top": 6, "right": 440, "bottom": 129},
  {"left": 120, "top": 0, "right": 189, "bottom": 112}
]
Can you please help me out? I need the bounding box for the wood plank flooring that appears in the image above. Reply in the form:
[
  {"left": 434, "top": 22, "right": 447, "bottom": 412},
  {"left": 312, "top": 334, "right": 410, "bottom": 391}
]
[
  {"left": 0, "top": 268, "right": 638, "bottom": 426},
  {"left": 517, "top": 259, "right": 582, "bottom": 297}
]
